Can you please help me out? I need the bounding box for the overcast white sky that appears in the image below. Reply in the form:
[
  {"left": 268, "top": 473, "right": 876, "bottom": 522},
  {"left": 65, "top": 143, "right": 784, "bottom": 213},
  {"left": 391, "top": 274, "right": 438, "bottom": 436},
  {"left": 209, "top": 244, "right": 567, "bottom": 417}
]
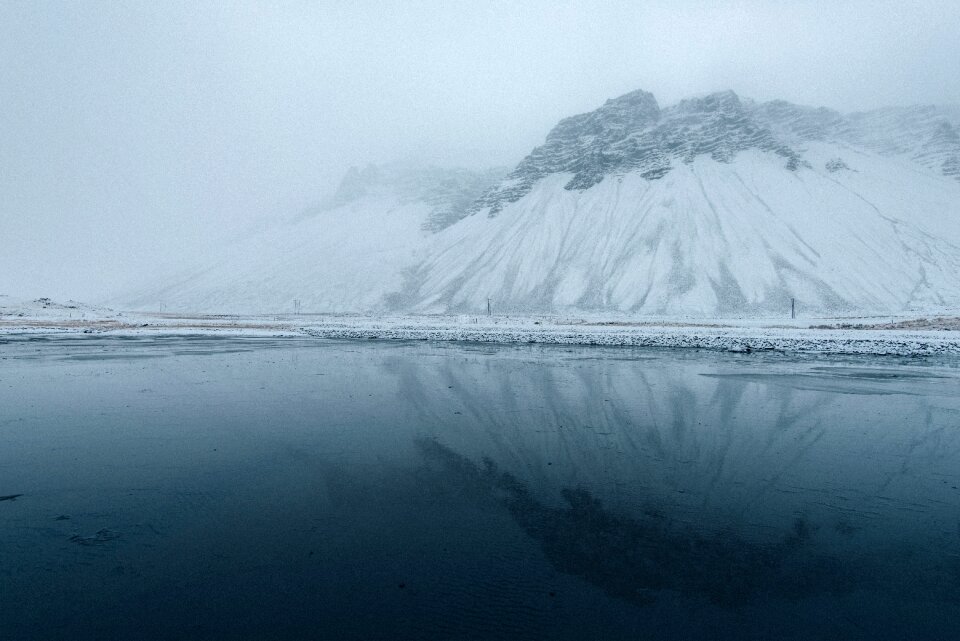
[{"left": 3, "top": 0, "right": 960, "bottom": 301}]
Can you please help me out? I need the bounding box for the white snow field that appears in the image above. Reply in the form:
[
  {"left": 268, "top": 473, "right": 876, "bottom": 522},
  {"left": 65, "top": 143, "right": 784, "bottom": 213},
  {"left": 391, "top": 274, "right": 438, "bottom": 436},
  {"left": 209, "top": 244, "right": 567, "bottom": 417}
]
[
  {"left": 413, "top": 151, "right": 960, "bottom": 315},
  {"left": 117, "top": 90, "right": 960, "bottom": 318}
]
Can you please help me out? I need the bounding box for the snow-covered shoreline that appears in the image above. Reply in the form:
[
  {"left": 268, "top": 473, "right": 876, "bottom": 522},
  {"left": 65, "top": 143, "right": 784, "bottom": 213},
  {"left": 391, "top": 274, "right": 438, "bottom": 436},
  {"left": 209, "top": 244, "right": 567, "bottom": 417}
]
[
  {"left": 4, "top": 301, "right": 960, "bottom": 356},
  {"left": 297, "top": 319, "right": 960, "bottom": 356}
]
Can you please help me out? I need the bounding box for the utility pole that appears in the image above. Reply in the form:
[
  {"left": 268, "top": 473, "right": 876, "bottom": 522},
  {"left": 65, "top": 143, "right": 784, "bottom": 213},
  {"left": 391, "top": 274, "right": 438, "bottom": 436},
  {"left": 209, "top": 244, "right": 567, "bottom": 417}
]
[
  {"left": 486, "top": 297, "right": 491, "bottom": 316},
  {"left": 791, "top": 298, "right": 795, "bottom": 320}
]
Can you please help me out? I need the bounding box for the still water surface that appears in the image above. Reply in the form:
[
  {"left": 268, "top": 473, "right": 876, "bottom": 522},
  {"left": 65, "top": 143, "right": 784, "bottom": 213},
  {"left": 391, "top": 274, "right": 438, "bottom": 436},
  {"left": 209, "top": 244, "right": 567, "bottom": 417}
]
[{"left": 2, "top": 335, "right": 960, "bottom": 640}]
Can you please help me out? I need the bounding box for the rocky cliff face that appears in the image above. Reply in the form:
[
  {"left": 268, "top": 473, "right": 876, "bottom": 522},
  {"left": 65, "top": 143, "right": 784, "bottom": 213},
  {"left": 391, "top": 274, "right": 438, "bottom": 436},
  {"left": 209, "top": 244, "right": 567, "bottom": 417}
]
[
  {"left": 473, "top": 90, "right": 960, "bottom": 219},
  {"left": 473, "top": 90, "right": 809, "bottom": 216}
]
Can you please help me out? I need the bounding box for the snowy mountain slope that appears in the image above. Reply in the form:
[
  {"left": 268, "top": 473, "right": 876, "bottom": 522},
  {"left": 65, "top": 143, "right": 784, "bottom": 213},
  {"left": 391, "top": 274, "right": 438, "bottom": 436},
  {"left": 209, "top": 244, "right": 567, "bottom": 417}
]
[
  {"left": 401, "top": 90, "right": 960, "bottom": 316},
  {"left": 121, "top": 89, "right": 960, "bottom": 317},
  {"left": 408, "top": 147, "right": 960, "bottom": 315}
]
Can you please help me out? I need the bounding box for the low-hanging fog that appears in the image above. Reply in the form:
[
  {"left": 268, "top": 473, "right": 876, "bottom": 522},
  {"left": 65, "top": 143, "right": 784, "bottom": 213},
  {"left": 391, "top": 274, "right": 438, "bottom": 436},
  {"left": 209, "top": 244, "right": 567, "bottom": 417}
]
[{"left": 2, "top": 0, "right": 960, "bottom": 301}]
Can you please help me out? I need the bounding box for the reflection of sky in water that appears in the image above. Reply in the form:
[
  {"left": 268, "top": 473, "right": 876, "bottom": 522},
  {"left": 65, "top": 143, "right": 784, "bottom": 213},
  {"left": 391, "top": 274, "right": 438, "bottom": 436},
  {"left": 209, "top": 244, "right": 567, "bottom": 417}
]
[{"left": 1, "top": 335, "right": 959, "bottom": 640}]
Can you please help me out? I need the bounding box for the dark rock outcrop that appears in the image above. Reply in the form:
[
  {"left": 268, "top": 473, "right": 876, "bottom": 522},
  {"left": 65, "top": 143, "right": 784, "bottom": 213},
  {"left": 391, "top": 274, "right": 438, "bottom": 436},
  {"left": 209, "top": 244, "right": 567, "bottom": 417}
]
[{"left": 474, "top": 90, "right": 807, "bottom": 216}]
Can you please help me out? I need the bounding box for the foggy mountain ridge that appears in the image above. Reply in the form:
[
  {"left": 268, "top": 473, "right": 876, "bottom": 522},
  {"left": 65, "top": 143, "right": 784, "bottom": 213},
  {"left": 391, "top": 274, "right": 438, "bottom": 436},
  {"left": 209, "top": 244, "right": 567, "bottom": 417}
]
[
  {"left": 122, "top": 88, "right": 960, "bottom": 317},
  {"left": 298, "top": 163, "right": 509, "bottom": 232}
]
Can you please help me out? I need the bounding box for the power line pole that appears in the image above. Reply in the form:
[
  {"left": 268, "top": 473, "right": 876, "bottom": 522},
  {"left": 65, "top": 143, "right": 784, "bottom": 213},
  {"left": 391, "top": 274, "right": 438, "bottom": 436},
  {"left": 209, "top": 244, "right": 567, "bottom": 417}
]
[
  {"left": 486, "top": 297, "right": 491, "bottom": 316},
  {"left": 791, "top": 298, "right": 795, "bottom": 320}
]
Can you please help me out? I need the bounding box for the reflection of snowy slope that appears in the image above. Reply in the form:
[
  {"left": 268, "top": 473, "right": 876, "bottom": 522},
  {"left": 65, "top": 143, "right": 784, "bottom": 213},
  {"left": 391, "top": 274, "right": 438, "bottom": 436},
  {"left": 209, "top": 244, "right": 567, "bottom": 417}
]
[
  {"left": 122, "top": 90, "right": 960, "bottom": 317},
  {"left": 381, "top": 346, "right": 960, "bottom": 545}
]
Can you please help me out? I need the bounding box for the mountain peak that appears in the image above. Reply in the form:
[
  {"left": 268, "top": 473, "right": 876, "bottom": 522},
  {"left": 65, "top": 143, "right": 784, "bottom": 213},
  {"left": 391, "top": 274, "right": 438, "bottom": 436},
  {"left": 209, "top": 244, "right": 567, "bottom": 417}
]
[
  {"left": 549, "top": 88, "right": 661, "bottom": 142},
  {"left": 472, "top": 88, "right": 804, "bottom": 215},
  {"left": 604, "top": 87, "right": 657, "bottom": 104},
  {"left": 600, "top": 88, "right": 661, "bottom": 115},
  {"left": 674, "top": 90, "right": 743, "bottom": 113}
]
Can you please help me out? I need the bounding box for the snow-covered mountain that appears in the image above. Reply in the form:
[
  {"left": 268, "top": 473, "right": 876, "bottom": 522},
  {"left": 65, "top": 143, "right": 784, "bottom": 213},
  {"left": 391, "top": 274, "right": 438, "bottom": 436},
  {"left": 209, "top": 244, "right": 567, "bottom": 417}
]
[{"left": 122, "top": 89, "right": 960, "bottom": 317}]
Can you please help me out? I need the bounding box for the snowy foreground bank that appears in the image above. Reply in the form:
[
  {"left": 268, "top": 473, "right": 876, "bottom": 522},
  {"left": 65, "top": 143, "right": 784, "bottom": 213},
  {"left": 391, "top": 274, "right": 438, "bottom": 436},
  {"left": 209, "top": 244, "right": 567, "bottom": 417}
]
[
  {"left": 298, "top": 317, "right": 960, "bottom": 357},
  {"left": 3, "top": 297, "right": 960, "bottom": 356}
]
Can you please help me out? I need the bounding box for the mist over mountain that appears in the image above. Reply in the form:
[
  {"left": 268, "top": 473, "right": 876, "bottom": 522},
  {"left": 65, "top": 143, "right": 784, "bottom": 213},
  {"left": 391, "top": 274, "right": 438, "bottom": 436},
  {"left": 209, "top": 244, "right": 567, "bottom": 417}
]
[{"left": 123, "top": 89, "right": 960, "bottom": 317}]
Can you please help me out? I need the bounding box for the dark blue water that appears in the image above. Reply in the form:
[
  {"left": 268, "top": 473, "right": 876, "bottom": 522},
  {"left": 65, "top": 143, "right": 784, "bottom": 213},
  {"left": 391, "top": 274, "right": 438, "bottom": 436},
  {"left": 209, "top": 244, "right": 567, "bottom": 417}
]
[{"left": 2, "top": 334, "right": 960, "bottom": 640}]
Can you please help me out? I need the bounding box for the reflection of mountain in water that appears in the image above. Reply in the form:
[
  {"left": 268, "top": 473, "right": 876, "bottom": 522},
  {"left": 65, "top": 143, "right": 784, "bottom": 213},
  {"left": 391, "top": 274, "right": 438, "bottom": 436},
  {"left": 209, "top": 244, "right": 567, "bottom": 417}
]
[
  {"left": 415, "top": 438, "right": 863, "bottom": 607},
  {"left": 305, "top": 343, "right": 960, "bottom": 624},
  {"left": 385, "top": 347, "right": 960, "bottom": 548},
  {"left": 413, "top": 436, "right": 960, "bottom": 611}
]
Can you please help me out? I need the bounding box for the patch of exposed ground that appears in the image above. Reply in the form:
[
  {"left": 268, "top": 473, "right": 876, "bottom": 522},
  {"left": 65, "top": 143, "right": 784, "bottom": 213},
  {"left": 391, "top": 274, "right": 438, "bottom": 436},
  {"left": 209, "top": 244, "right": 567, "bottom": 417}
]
[
  {"left": 811, "top": 317, "right": 960, "bottom": 331},
  {"left": 576, "top": 320, "right": 732, "bottom": 328}
]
